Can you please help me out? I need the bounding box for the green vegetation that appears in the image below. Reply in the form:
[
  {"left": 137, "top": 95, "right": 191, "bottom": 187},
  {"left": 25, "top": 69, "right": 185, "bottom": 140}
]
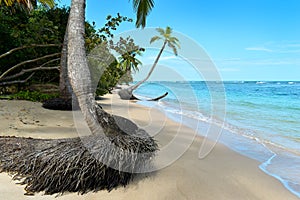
[
  {"left": 0, "top": 5, "right": 143, "bottom": 99},
  {"left": 0, "top": 6, "right": 69, "bottom": 87},
  {"left": 9, "top": 90, "right": 59, "bottom": 102}
]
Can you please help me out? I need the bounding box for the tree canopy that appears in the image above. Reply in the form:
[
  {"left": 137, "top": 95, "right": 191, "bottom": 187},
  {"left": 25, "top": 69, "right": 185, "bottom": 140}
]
[{"left": 0, "top": 6, "right": 144, "bottom": 97}]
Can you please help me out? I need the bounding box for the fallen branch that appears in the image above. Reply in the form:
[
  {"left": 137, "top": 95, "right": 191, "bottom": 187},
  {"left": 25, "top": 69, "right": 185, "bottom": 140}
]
[
  {"left": 0, "top": 44, "right": 62, "bottom": 59},
  {"left": 149, "top": 92, "right": 168, "bottom": 101},
  {"left": 0, "top": 73, "right": 35, "bottom": 86},
  {"left": 0, "top": 58, "right": 60, "bottom": 81},
  {"left": 130, "top": 92, "right": 169, "bottom": 101},
  {"left": 0, "top": 53, "right": 61, "bottom": 80}
]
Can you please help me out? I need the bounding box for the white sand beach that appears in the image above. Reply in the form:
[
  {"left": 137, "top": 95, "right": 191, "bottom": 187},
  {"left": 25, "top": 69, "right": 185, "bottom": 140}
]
[{"left": 0, "top": 94, "right": 298, "bottom": 200}]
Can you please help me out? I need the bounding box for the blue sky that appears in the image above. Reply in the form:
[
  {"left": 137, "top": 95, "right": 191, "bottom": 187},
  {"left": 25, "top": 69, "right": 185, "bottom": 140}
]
[{"left": 59, "top": 0, "right": 300, "bottom": 81}]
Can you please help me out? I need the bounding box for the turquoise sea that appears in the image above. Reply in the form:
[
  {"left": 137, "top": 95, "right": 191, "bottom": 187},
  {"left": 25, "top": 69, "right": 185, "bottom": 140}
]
[{"left": 133, "top": 81, "right": 300, "bottom": 198}]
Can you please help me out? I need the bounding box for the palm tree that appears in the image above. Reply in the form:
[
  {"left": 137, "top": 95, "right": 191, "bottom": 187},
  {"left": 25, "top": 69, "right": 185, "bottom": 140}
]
[
  {"left": 118, "top": 26, "right": 180, "bottom": 100},
  {"left": 117, "top": 48, "right": 143, "bottom": 73},
  {"left": 112, "top": 36, "right": 144, "bottom": 74},
  {"left": 67, "top": 0, "right": 154, "bottom": 135}
]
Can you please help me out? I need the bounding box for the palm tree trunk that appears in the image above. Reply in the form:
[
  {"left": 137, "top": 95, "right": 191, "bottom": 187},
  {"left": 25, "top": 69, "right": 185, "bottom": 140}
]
[
  {"left": 67, "top": 0, "right": 101, "bottom": 134},
  {"left": 59, "top": 28, "right": 73, "bottom": 100},
  {"left": 130, "top": 40, "right": 167, "bottom": 91}
]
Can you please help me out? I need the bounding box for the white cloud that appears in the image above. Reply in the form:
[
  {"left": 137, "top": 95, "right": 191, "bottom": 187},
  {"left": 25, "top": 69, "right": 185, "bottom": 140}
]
[
  {"left": 158, "top": 55, "right": 178, "bottom": 61},
  {"left": 245, "top": 47, "right": 273, "bottom": 52},
  {"left": 222, "top": 58, "right": 241, "bottom": 61},
  {"left": 245, "top": 41, "right": 300, "bottom": 53},
  {"left": 139, "top": 55, "right": 180, "bottom": 64},
  {"left": 219, "top": 68, "right": 240, "bottom": 72},
  {"left": 220, "top": 58, "right": 300, "bottom": 66}
]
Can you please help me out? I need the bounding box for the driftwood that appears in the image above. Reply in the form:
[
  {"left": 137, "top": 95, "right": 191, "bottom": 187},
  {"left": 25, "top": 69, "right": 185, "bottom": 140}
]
[
  {"left": 130, "top": 92, "right": 168, "bottom": 101},
  {"left": 0, "top": 107, "right": 158, "bottom": 195}
]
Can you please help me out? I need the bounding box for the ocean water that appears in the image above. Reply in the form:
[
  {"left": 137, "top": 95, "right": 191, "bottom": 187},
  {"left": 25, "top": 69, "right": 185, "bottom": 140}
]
[{"left": 133, "top": 81, "right": 300, "bottom": 198}]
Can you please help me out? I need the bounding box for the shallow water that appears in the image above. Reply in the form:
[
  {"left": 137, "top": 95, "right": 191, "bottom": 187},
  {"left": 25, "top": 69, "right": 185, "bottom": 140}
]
[{"left": 134, "top": 81, "right": 300, "bottom": 198}]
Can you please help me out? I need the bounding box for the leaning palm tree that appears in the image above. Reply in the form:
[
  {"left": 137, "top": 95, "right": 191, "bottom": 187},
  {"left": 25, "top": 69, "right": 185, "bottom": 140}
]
[
  {"left": 1, "top": 0, "right": 155, "bottom": 135},
  {"left": 2, "top": 0, "right": 155, "bottom": 137},
  {"left": 118, "top": 26, "right": 180, "bottom": 100},
  {"left": 67, "top": 0, "right": 155, "bottom": 134}
]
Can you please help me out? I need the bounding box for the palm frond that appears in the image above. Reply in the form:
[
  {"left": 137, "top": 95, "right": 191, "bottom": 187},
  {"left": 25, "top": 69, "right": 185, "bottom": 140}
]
[
  {"left": 132, "top": 59, "right": 142, "bottom": 72},
  {"left": 170, "top": 37, "right": 179, "bottom": 43},
  {"left": 132, "top": 0, "right": 154, "bottom": 28},
  {"left": 170, "top": 37, "right": 180, "bottom": 48},
  {"left": 135, "top": 49, "right": 144, "bottom": 56},
  {"left": 156, "top": 27, "right": 165, "bottom": 36},
  {"left": 152, "top": 26, "right": 180, "bottom": 56},
  {"left": 150, "top": 36, "right": 162, "bottom": 44},
  {"left": 116, "top": 61, "right": 124, "bottom": 70},
  {"left": 2, "top": 0, "right": 12, "bottom": 6},
  {"left": 165, "top": 26, "right": 172, "bottom": 35},
  {"left": 39, "top": 0, "right": 55, "bottom": 8},
  {"left": 168, "top": 43, "right": 178, "bottom": 56}
]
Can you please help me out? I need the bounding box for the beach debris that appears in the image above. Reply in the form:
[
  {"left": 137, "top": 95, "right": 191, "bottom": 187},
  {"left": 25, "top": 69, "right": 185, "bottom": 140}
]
[{"left": 131, "top": 92, "right": 169, "bottom": 101}]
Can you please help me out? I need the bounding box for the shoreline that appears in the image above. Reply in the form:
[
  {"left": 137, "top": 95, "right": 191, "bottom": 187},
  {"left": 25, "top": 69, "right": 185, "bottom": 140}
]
[
  {"left": 0, "top": 94, "right": 299, "bottom": 199},
  {"left": 136, "top": 93, "right": 300, "bottom": 198}
]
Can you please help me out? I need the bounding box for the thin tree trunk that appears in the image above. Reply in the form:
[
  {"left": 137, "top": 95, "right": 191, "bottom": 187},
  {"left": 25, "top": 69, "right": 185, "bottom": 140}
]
[
  {"left": 67, "top": 0, "right": 102, "bottom": 135},
  {"left": 118, "top": 41, "right": 166, "bottom": 100},
  {"left": 59, "top": 28, "right": 73, "bottom": 100},
  {"left": 130, "top": 40, "right": 167, "bottom": 91}
]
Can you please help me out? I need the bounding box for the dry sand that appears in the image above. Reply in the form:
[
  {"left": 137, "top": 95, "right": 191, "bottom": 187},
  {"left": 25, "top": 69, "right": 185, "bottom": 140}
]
[{"left": 0, "top": 94, "right": 298, "bottom": 200}]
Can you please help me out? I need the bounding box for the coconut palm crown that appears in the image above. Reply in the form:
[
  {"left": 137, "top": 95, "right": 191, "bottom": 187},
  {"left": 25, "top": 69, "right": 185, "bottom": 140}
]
[
  {"left": 126, "top": 26, "right": 180, "bottom": 93},
  {"left": 132, "top": 0, "right": 154, "bottom": 28},
  {"left": 150, "top": 26, "right": 180, "bottom": 55}
]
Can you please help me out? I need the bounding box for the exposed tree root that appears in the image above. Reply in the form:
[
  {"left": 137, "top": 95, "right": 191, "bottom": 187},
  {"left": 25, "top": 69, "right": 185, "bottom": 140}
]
[{"left": 0, "top": 108, "right": 158, "bottom": 195}]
